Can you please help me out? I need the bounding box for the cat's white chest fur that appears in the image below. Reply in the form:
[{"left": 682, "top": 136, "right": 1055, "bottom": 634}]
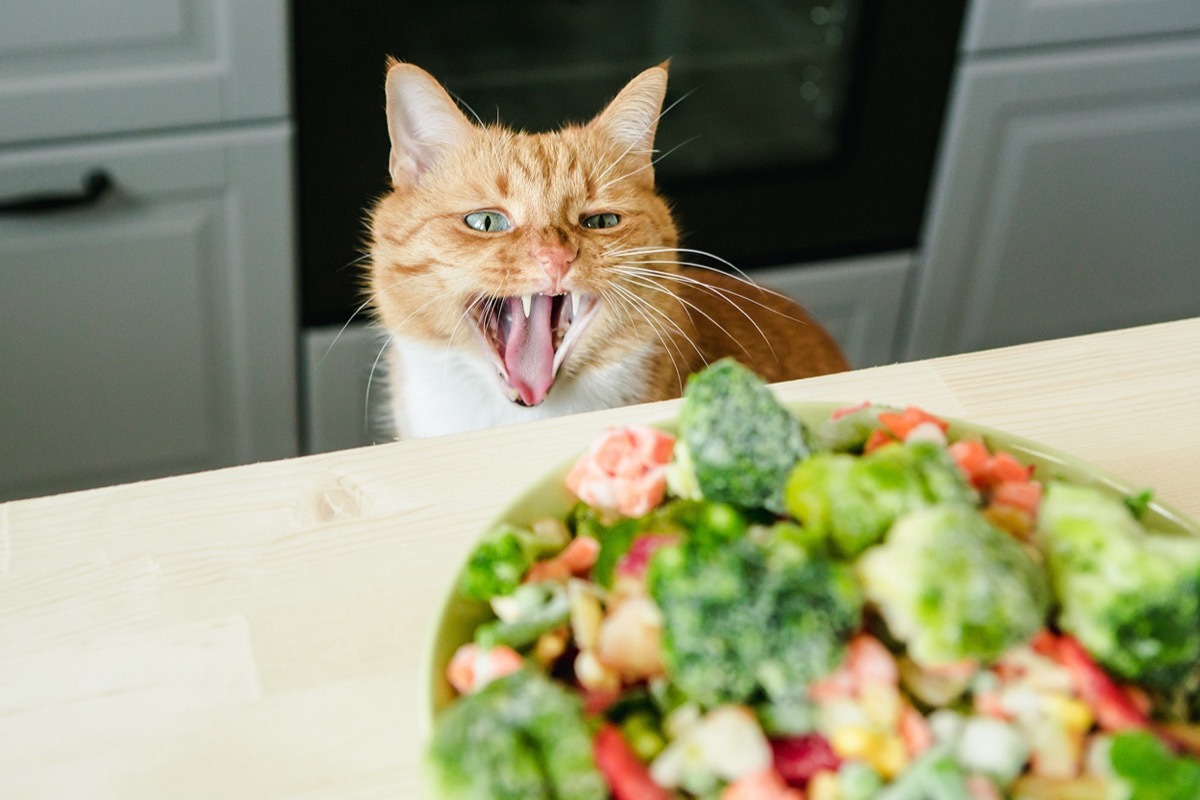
[{"left": 387, "top": 336, "right": 654, "bottom": 438}]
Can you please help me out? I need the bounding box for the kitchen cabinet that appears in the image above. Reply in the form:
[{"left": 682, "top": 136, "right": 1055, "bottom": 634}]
[
  {"left": 753, "top": 252, "right": 911, "bottom": 371},
  {"left": 962, "top": 0, "right": 1200, "bottom": 52},
  {"left": 0, "top": 1, "right": 296, "bottom": 501},
  {"left": 0, "top": 0, "right": 288, "bottom": 146},
  {"left": 905, "top": 0, "right": 1200, "bottom": 358},
  {"left": 0, "top": 128, "right": 297, "bottom": 501},
  {"left": 302, "top": 323, "right": 390, "bottom": 454}
]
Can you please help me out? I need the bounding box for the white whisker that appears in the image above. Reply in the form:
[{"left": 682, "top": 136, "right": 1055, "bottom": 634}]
[
  {"left": 364, "top": 291, "right": 447, "bottom": 428},
  {"left": 612, "top": 283, "right": 699, "bottom": 363},
  {"left": 448, "top": 90, "right": 485, "bottom": 127},
  {"left": 590, "top": 87, "right": 697, "bottom": 186},
  {"left": 597, "top": 135, "right": 699, "bottom": 192},
  {"left": 319, "top": 269, "right": 423, "bottom": 366},
  {"left": 614, "top": 262, "right": 795, "bottom": 321},
  {"left": 603, "top": 245, "right": 755, "bottom": 284},
  {"left": 611, "top": 273, "right": 707, "bottom": 355},
  {"left": 609, "top": 263, "right": 779, "bottom": 359},
  {"left": 444, "top": 295, "right": 489, "bottom": 393},
  {"left": 615, "top": 270, "right": 753, "bottom": 360},
  {"left": 607, "top": 254, "right": 802, "bottom": 321},
  {"left": 604, "top": 284, "right": 687, "bottom": 393},
  {"left": 365, "top": 329, "right": 397, "bottom": 434}
]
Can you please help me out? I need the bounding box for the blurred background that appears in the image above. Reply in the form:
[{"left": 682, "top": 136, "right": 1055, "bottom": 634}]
[{"left": 1, "top": 0, "right": 1198, "bottom": 501}]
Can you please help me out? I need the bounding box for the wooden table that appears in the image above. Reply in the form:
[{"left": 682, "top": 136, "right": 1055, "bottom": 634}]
[{"left": 3, "top": 318, "right": 1198, "bottom": 798}]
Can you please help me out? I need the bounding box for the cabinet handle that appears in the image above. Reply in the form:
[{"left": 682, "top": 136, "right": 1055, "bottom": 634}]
[{"left": 0, "top": 168, "right": 114, "bottom": 214}]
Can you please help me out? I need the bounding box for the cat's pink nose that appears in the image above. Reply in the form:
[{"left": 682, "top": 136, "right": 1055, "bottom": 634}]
[{"left": 532, "top": 241, "right": 577, "bottom": 291}]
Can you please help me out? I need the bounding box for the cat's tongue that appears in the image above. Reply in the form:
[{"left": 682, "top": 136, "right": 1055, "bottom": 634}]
[{"left": 503, "top": 294, "right": 555, "bottom": 406}]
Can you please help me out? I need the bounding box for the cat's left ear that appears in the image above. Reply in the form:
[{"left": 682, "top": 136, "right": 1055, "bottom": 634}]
[
  {"left": 384, "top": 60, "right": 474, "bottom": 188},
  {"left": 591, "top": 62, "right": 669, "bottom": 163}
]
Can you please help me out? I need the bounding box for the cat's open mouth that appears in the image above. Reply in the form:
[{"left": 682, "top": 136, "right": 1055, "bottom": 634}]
[{"left": 472, "top": 291, "right": 599, "bottom": 407}]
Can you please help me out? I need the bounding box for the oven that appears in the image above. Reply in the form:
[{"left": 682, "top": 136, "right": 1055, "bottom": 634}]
[{"left": 291, "top": 1, "right": 968, "bottom": 451}]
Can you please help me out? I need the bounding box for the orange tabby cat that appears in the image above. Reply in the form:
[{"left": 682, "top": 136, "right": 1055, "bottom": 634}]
[{"left": 367, "top": 59, "right": 848, "bottom": 438}]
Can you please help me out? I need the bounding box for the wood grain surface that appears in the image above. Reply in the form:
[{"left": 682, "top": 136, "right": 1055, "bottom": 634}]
[{"left": 2, "top": 317, "right": 1198, "bottom": 798}]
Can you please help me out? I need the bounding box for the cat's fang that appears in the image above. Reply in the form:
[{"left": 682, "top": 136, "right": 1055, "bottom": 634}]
[{"left": 468, "top": 291, "right": 600, "bottom": 405}]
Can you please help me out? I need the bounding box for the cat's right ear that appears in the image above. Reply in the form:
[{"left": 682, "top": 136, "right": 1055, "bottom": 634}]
[
  {"left": 384, "top": 60, "right": 474, "bottom": 188},
  {"left": 590, "top": 62, "right": 669, "bottom": 163}
]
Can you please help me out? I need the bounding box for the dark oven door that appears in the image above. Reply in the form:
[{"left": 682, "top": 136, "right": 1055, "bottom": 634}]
[{"left": 293, "top": 0, "right": 967, "bottom": 327}]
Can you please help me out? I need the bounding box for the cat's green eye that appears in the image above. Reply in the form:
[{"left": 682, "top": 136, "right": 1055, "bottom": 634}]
[
  {"left": 581, "top": 212, "right": 620, "bottom": 230},
  {"left": 464, "top": 211, "right": 511, "bottom": 232}
]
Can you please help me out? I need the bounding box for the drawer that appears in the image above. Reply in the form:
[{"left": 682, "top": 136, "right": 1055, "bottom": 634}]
[
  {"left": 0, "top": 124, "right": 297, "bottom": 500},
  {"left": 963, "top": 0, "right": 1200, "bottom": 53},
  {"left": 0, "top": 0, "right": 288, "bottom": 146}
]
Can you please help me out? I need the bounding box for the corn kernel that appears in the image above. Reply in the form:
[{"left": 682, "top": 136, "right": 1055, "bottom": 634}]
[
  {"left": 575, "top": 649, "right": 620, "bottom": 692},
  {"left": 859, "top": 682, "right": 902, "bottom": 727},
  {"left": 534, "top": 628, "right": 568, "bottom": 666},
  {"left": 806, "top": 770, "right": 840, "bottom": 800},
  {"left": 1045, "top": 694, "right": 1093, "bottom": 732},
  {"left": 831, "top": 725, "right": 879, "bottom": 760},
  {"left": 567, "top": 579, "right": 604, "bottom": 651},
  {"left": 871, "top": 735, "right": 909, "bottom": 779}
]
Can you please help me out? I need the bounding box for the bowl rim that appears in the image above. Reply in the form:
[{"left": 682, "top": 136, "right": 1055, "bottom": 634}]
[{"left": 420, "top": 401, "right": 1200, "bottom": 732}]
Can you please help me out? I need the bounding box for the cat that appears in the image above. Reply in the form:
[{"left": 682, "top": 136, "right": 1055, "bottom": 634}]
[{"left": 366, "top": 59, "right": 849, "bottom": 439}]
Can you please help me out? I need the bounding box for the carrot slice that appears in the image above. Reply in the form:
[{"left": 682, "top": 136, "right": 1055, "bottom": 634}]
[
  {"left": 593, "top": 724, "right": 671, "bottom": 800},
  {"left": 991, "top": 480, "right": 1043, "bottom": 516},
  {"left": 949, "top": 439, "right": 991, "bottom": 488}
]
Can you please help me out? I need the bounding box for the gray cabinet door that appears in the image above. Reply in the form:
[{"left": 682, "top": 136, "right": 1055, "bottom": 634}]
[
  {"left": 905, "top": 37, "right": 1200, "bottom": 359},
  {"left": 753, "top": 252, "right": 912, "bottom": 370},
  {"left": 0, "top": 0, "right": 287, "bottom": 145},
  {"left": 0, "top": 124, "right": 297, "bottom": 501},
  {"left": 964, "top": 0, "right": 1200, "bottom": 52}
]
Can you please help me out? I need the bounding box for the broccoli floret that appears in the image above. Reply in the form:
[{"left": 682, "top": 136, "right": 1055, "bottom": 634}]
[
  {"left": 1037, "top": 482, "right": 1200, "bottom": 688},
  {"left": 475, "top": 581, "right": 570, "bottom": 649},
  {"left": 813, "top": 403, "right": 884, "bottom": 452},
  {"left": 647, "top": 513, "right": 862, "bottom": 707},
  {"left": 427, "top": 667, "right": 607, "bottom": 800},
  {"left": 1124, "top": 488, "right": 1155, "bottom": 520},
  {"left": 677, "top": 358, "right": 812, "bottom": 514},
  {"left": 857, "top": 504, "right": 1051, "bottom": 667},
  {"left": 785, "top": 441, "right": 977, "bottom": 557},
  {"left": 874, "top": 745, "right": 973, "bottom": 800},
  {"left": 656, "top": 498, "right": 748, "bottom": 554},
  {"left": 572, "top": 504, "right": 645, "bottom": 588},
  {"left": 1107, "top": 730, "right": 1200, "bottom": 800},
  {"left": 577, "top": 498, "right": 747, "bottom": 588},
  {"left": 458, "top": 522, "right": 569, "bottom": 602}
]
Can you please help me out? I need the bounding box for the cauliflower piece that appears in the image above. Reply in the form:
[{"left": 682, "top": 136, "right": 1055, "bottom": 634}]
[
  {"left": 649, "top": 705, "right": 773, "bottom": 792},
  {"left": 857, "top": 505, "right": 1050, "bottom": 668}
]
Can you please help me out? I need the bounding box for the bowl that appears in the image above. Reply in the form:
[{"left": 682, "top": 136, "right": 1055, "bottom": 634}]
[{"left": 423, "top": 402, "right": 1200, "bottom": 722}]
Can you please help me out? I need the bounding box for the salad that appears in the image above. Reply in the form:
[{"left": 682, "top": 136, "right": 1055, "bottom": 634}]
[{"left": 427, "top": 359, "right": 1200, "bottom": 800}]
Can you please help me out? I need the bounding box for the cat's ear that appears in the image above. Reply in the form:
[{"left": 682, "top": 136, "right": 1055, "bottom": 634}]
[
  {"left": 591, "top": 62, "right": 669, "bottom": 162},
  {"left": 384, "top": 59, "right": 474, "bottom": 188}
]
